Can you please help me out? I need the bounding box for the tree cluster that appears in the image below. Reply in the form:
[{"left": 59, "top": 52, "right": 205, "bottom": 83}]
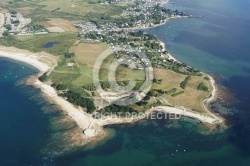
[
  {"left": 10, "top": 10, "right": 17, "bottom": 15},
  {"left": 165, "top": 88, "right": 177, "bottom": 95},
  {"left": 60, "top": 90, "right": 96, "bottom": 113},
  {"left": 64, "top": 52, "right": 75, "bottom": 58},
  {"left": 38, "top": 72, "right": 48, "bottom": 82},
  {"left": 180, "top": 76, "right": 191, "bottom": 89},
  {"left": 171, "top": 91, "right": 184, "bottom": 97},
  {"left": 28, "top": 24, "right": 45, "bottom": 32},
  {"left": 99, "top": 104, "right": 137, "bottom": 116},
  {"left": 51, "top": 84, "right": 67, "bottom": 90},
  {"left": 11, "top": 20, "right": 20, "bottom": 25},
  {"left": 144, "top": 41, "right": 160, "bottom": 50},
  {"left": 4, "top": 24, "right": 12, "bottom": 31},
  {"left": 83, "top": 84, "right": 96, "bottom": 91},
  {"left": 197, "top": 82, "right": 209, "bottom": 92}
]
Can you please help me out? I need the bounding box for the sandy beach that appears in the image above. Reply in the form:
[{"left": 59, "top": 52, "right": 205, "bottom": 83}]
[
  {"left": 159, "top": 40, "right": 178, "bottom": 61},
  {"left": 201, "top": 74, "right": 224, "bottom": 123},
  {"left": 0, "top": 47, "right": 49, "bottom": 72}
]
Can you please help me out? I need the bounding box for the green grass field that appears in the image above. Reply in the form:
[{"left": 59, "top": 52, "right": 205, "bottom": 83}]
[{"left": 0, "top": 33, "right": 78, "bottom": 55}]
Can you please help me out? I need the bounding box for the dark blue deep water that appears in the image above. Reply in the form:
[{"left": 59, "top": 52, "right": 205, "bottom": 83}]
[
  {"left": 1, "top": 0, "right": 250, "bottom": 165},
  {"left": 0, "top": 59, "right": 53, "bottom": 165}
]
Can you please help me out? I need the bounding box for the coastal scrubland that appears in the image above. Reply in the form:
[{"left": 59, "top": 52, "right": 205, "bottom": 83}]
[{"left": 152, "top": 68, "right": 211, "bottom": 114}]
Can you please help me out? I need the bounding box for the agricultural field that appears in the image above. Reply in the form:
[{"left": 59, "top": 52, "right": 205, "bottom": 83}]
[
  {"left": 70, "top": 42, "right": 109, "bottom": 66},
  {"left": 40, "top": 18, "right": 79, "bottom": 32},
  {"left": 38, "top": 0, "right": 125, "bottom": 18}
]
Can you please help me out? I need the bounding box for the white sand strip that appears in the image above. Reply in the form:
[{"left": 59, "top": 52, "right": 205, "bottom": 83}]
[
  {"left": 153, "top": 106, "right": 221, "bottom": 124},
  {"left": 159, "top": 40, "right": 177, "bottom": 61},
  {"left": 0, "top": 49, "right": 49, "bottom": 72}
]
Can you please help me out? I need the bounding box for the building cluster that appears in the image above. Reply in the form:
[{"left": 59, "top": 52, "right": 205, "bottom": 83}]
[
  {"left": 75, "top": 22, "right": 101, "bottom": 35},
  {"left": 76, "top": 21, "right": 131, "bottom": 35},
  {"left": 0, "top": 12, "right": 31, "bottom": 34},
  {"left": 122, "top": 0, "right": 168, "bottom": 16},
  {"left": 76, "top": 0, "right": 190, "bottom": 37},
  {"left": 121, "top": 0, "right": 170, "bottom": 25},
  {"left": 77, "top": 0, "right": 189, "bottom": 38},
  {"left": 115, "top": 45, "right": 150, "bottom": 71},
  {"left": 74, "top": 0, "right": 192, "bottom": 74},
  {"left": 0, "top": 12, "right": 47, "bottom": 36}
]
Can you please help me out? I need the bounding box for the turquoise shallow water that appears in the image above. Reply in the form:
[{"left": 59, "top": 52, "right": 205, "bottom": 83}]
[{"left": 1, "top": 0, "right": 250, "bottom": 165}]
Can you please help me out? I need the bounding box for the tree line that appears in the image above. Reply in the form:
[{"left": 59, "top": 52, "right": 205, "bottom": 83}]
[{"left": 197, "top": 82, "right": 209, "bottom": 92}]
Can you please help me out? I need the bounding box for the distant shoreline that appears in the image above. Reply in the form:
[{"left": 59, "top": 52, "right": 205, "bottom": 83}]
[{"left": 122, "top": 0, "right": 190, "bottom": 32}]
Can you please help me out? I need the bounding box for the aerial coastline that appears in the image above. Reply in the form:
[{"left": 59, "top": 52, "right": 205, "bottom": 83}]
[
  {"left": 0, "top": 38, "right": 224, "bottom": 147},
  {"left": 0, "top": 0, "right": 225, "bottom": 152}
]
